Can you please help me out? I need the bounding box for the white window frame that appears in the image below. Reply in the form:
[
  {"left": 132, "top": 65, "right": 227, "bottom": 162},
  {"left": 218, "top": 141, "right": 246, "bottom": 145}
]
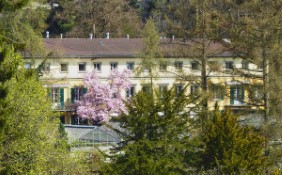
[
  {"left": 191, "top": 61, "right": 200, "bottom": 70},
  {"left": 110, "top": 62, "right": 118, "bottom": 70},
  {"left": 24, "top": 62, "right": 32, "bottom": 69},
  {"left": 225, "top": 61, "right": 234, "bottom": 70},
  {"left": 93, "top": 62, "right": 102, "bottom": 71},
  {"left": 159, "top": 84, "right": 168, "bottom": 98},
  {"left": 78, "top": 62, "right": 86, "bottom": 72},
  {"left": 126, "top": 86, "right": 135, "bottom": 98},
  {"left": 175, "top": 61, "right": 183, "bottom": 71},
  {"left": 242, "top": 60, "right": 249, "bottom": 70},
  {"left": 60, "top": 63, "right": 68, "bottom": 72},
  {"left": 176, "top": 84, "right": 183, "bottom": 96},
  {"left": 43, "top": 63, "right": 51, "bottom": 72},
  {"left": 50, "top": 88, "right": 60, "bottom": 103},
  {"left": 126, "top": 62, "right": 135, "bottom": 70},
  {"left": 160, "top": 63, "right": 167, "bottom": 71}
]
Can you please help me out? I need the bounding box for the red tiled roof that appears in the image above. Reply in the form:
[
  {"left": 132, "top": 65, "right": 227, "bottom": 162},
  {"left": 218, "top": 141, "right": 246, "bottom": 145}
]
[
  {"left": 44, "top": 38, "right": 144, "bottom": 58},
  {"left": 23, "top": 38, "right": 234, "bottom": 58}
]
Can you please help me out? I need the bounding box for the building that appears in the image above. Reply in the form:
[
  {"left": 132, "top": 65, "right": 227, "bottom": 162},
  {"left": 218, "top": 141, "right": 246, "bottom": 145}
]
[{"left": 22, "top": 37, "right": 263, "bottom": 124}]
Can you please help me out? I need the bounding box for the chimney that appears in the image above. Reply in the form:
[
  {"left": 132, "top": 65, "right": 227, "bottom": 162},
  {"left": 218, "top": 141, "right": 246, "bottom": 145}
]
[
  {"left": 46, "top": 31, "right": 49, "bottom": 38},
  {"left": 126, "top": 34, "right": 129, "bottom": 39},
  {"left": 106, "top": 32, "right": 110, "bottom": 39},
  {"left": 60, "top": 33, "right": 63, "bottom": 39},
  {"left": 89, "top": 33, "right": 93, "bottom": 39}
]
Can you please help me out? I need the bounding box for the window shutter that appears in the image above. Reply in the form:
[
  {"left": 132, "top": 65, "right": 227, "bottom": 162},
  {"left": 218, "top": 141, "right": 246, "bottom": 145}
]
[
  {"left": 230, "top": 86, "right": 235, "bottom": 105},
  {"left": 240, "top": 85, "right": 244, "bottom": 103},
  {"left": 60, "top": 88, "right": 64, "bottom": 108},
  {"left": 83, "top": 87, "right": 87, "bottom": 94},
  {"left": 47, "top": 88, "right": 52, "bottom": 99},
  {"left": 71, "top": 88, "right": 75, "bottom": 103}
]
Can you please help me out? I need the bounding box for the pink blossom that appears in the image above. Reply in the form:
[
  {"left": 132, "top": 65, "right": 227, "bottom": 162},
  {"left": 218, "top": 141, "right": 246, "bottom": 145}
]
[{"left": 76, "top": 69, "right": 132, "bottom": 124}]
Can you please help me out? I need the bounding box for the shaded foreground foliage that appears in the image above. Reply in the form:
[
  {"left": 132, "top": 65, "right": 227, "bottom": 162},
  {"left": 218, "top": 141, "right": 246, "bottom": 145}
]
[
  {"left": 101, "top": 88, "right": 269, "bottom": 175},
  {"left": 200, "top": 104, "right": 266, "bottom": 174},
  {"left": 102, "top": 87, "right": 199, "bottom": 174},
  {"left": 0, "top": 46, "right": 93, "bottom": 174}
]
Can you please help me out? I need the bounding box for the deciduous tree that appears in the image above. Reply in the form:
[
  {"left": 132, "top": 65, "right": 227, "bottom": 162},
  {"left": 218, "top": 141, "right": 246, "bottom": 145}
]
[
  {"left": 76, "top": 69, "right": 132, "bottom": 124},
  {"left": 47, "top": 0, "right": 142, "bottom": 38}
]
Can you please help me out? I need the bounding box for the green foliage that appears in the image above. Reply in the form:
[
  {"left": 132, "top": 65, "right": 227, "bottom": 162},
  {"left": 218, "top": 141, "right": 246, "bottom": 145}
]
[
  {"left": 0, "top": 0, "right": 47, "bottom": 54},
  {"left": 47, "top": 0, "right": 142, "bottom": 38},
  {"left": 103, "top": 86, "right": 199, "bottom": 174},
  {"left": 0, "top": 0, "right": 29, "bottom": 12},
  {"left": 199, "top": 104, "right": 267, "bottom": 174},
  {"left": 136, "top": 19, "right": 163, "bottom": 87},
  {"left": 0, "top": 46, "right": 88, "bottom": 174}
]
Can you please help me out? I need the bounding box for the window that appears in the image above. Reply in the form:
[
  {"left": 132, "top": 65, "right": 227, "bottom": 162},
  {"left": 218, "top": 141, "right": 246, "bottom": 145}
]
[
  {"left": 142, "top": 85, "right": 152, "bottom": 94},
  {"left": 71, "top": 87, "right": 87, "bottom": 103},
  {"left": 49, "top": 88, "right": 59, "bottom": 103},
  {"left": 24, "top": 62, "right": 31, "bottom": 69},
  {"left": 210, "top": 84, "right": 225, "bottom": 100},
  {"left": 190, "top": 85, "right": 200, "bottom": 96},
  {"left": 175, "top": 61, "right": 183, "bottom": 71},
  {"left": 78, "top": 63, "right": 86, "bottom": 72},
  {"left": 93, "top": 62, "right": 101, "bottom": 71},
  {"left": 126, "top": 86, "right": 135, "bottom": 98},
  {"left": 242, "top": 60, "right": 249, "bottom": 69},
  {"left": 110, "top": 62, "right": 118, "bottom": 70},
  {"left": 126, "top": 62, "right": 135, "bottom": 70},
  {"left": 208, "top": 61, "right": 220, "bottom": 72},
  {"left": 191, "top": 62, "right": 199, "bottom": 70},
  {"left": 230, "top": 84, "right": 244, "bottom": 105},
  {"left": 225, "top": 61, "right": 234, "bottom": 70},
  {"left": 48, "top": 88, "right": 64, "bottom": 108},
  {"left": 43, "top": 63, "right": 50, "bottom": 72},
  {"left": 159, "top": 84, "right": 168, "bottom": 98},
  {"left": 160, "top": 63, "right": 167, "bottom": 71},
  {"left": 143, "top": 65, "right": 150, "bottom": 72},
  {"left": 175, "top": 84, "right": 183, "bottom": 96},
  {"left": 248, "top": 84, "right": 263, "bottom": 101},
  {"left": 61, "top": 63, "right": 68, "bottom": 72}
]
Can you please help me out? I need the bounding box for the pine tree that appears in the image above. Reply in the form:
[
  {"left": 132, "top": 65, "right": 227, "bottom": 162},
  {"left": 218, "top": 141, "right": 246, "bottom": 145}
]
[
  {"left": 199, "top": 104, "right": 267, "bottom": 174},
  {"left": 102, "top": 86, "right": 199, "bottom": 174}
]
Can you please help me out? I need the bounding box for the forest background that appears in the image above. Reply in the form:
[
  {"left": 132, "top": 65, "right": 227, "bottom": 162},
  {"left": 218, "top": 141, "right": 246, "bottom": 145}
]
[{"left": 0, "top": 0, "right": 282, "bottom": 174}]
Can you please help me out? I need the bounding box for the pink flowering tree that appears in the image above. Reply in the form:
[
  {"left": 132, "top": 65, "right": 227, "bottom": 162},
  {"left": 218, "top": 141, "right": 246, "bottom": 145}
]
[{"left": 76, "top": 69, "right": 132, "bottom": 124}]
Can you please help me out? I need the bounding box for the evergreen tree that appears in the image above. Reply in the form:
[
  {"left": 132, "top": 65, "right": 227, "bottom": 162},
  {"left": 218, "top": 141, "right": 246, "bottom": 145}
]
[
  {"left": 223, "top": 2, "right": 282, "bottom": 171},
  {"left": 199, "top": 104, "right": 267, "bottom": 174},
  {"left": 102, "top": 86, "right": 199, "bottom": 174}
]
